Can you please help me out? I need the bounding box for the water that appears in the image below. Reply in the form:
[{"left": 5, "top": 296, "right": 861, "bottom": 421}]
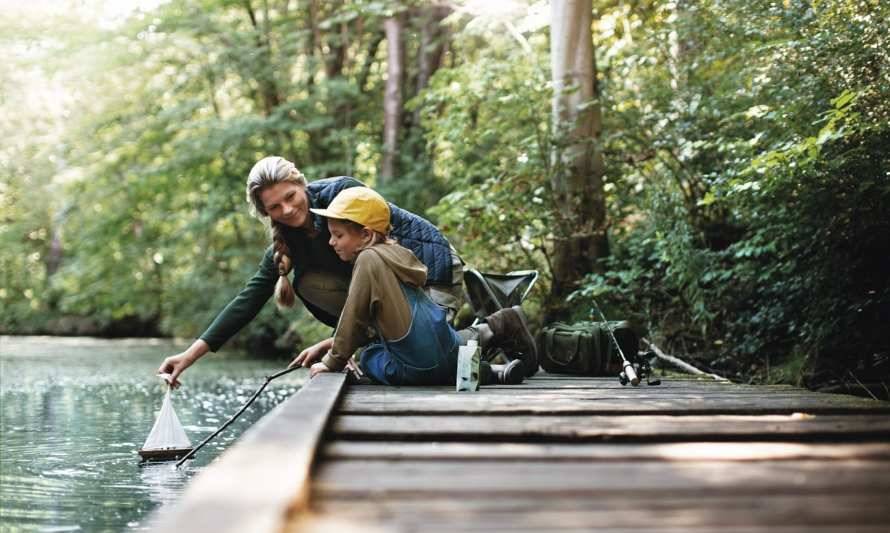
[{"left": 0, "top": 336, "right": 306, "bottom": 532}]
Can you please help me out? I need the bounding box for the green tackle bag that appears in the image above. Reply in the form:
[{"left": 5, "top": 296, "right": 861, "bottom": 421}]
[{"left": 536, "top": 321, "right": 639, "bottom": 376}]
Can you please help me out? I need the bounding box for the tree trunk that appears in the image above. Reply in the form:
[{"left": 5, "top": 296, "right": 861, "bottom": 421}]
[
  {"left": 380, "top": 14, "right": 404, "bottom": 184},
  {"left": 325, "top": 22, "right": 349, "bottom": 79},
  {"left": 243, "top": 0, "right": 281, "bottom": 115},
  {"left": 306, "top": 0, "right": 321, "bottom": 92},
  {"left": 358, "top": 30, "right": 385, "bottom": 93},
  {"left": 417, "top": 6, "right": 450, "bottom": 93},
  {"left": 414, "top": 6, "right": 450, "bottom": 125},
  {"left": 549, "top": 0, "right": 608, "bottom": 303}
]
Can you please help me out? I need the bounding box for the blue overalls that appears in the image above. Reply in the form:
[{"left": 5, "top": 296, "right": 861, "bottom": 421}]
[{"left": 359, "top": 283, "right": 460, "bottom": 386}]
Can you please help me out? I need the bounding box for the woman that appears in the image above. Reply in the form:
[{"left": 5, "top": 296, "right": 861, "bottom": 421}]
[{"left": 157, "top": 156, "right": 464, "bottom": 386}]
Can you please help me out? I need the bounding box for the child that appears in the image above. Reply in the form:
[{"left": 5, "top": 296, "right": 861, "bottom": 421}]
[{"left": 290, "top": 186, "right": 536, "bottom": 386}]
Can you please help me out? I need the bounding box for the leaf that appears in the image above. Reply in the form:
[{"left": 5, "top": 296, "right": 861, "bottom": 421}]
[
  {"left": 697, "top": 191, "right": 717, "bottom": 207},
  {"left": 831, "top": 89, "right": 856, "bottom": 110}
]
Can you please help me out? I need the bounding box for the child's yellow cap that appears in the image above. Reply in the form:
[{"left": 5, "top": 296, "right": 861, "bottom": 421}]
[{"left": 310, "top": 186, "right": 391, "bottom": 234}]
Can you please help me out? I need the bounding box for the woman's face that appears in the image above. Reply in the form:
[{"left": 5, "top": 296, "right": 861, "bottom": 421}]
[
  {"left": 260, "top": 182, "right": 310, "bottom": 229},
  {"left": 327, "top": 219, "right": 370, "bottom": 262}
]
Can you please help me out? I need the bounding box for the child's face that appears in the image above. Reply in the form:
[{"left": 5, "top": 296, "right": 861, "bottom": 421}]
[{"left": 327, "top": 219, "right": 370, "bottom": 262}]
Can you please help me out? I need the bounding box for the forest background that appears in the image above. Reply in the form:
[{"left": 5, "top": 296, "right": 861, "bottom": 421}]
[{"left": 2, "top": 0, "right": 887, "bottom": 394}]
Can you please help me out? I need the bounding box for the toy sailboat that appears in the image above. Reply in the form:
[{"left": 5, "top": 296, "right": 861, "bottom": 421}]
[{"left": 138, "top": 379, "right": 192, "bottom": 462}]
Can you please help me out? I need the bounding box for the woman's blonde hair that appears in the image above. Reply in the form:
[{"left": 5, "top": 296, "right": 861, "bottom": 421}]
[{"left": 245, "top": 156, "right": 308, "bottom": 309}]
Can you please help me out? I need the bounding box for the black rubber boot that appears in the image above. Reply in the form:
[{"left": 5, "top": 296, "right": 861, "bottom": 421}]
[
  {"left": 498, "top": 359, "right": 525, "bottom": 385},
  {"left": 480, "top": 360, "right": 525, "bottom": 385},
  {"left": 484, "top": 306, "right": 538, "bottom": 377},
  {"left": 480, "top": 361, "right": 496, "bottom": 385}
]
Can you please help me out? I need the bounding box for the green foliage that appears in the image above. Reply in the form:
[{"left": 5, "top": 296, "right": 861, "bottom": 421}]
[
  {"left": 1, "top": 0, "right": 392, "bottom": 347},
  {"left": 572, "top": 0, "right": 890, "bottom": 383},
  {"left": 3, "top": 0, "right": 888, "bottom": 388},
  {"left": 417, "top": 20, "right": 554, "bottom": 307}
]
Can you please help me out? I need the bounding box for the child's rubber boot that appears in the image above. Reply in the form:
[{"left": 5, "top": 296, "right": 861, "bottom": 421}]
[
  {"left": 480, "top": 360, "right": 526, "bottom": 385},
  {"left": 485, "top": 305, "right": 538, "bottom": 377}
]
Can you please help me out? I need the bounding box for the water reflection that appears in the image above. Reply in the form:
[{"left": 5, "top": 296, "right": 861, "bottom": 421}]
[{"left": 0, "top": 336, "right": 305, "bottom": 532}]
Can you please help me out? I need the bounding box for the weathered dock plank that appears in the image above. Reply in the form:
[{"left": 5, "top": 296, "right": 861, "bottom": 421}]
[
  {"left": 298, "top": 375, "right": 890, "bottom": 533},
  {"left": 338, "top": 393, "right": 890, "bottom": 415},
  {"left": 314, "top": 459, "right": 890, "bottom": 494},
  {"left": 311, "top": 494, "right": 890, "bottom": 532},
  {"left": 331, "top": 413, "right": 890, "bottom": 441},
  {"left": 322, "top": 441, "right": 890, "bottom": 462},
  {"left": 352, "top": 380, "right": 801, "bottom": 390}
]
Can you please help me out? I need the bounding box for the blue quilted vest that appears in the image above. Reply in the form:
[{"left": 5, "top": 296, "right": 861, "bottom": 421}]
[{"left": 304, "top": 176, "right": 454, "bottom": 285}]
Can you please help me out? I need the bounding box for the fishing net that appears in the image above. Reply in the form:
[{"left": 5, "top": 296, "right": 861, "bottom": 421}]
[{"left": 142, "top": 387, "right": 191, "bottom": 451}]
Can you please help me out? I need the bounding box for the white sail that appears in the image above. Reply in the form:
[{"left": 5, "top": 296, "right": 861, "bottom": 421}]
[{"left": 142, "top": 388, "right": 191, "bottom": 450}]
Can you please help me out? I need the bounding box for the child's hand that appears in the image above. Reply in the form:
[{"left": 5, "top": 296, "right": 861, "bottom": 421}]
[
  {"left": 290, "top": 338, "right": 333, "bottom": 369},
  {"left": 309, "top": 361, "right": 332, "bottom": 378}
]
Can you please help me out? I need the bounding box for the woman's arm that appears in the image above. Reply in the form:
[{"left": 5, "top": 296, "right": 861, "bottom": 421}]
[
  {"left": 198, "top": 246, "right": 278, "bottom": 351},
  {"left": 155, "top": 247, "right": 279, "bottom": 385},
  {"left": 157, "top": 338, "right": 210, "bottom": 388}
]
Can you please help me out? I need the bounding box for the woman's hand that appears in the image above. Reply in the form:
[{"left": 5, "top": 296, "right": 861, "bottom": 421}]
[
  {"left": 157, "top": 352, "right": 195, "bottom": 389},
  {"left": 157, "top": 339, "right": 209, "bottom": 388},
  {"left": 309, "top": 361, "right": 332, "bottom": 378},
  {"left": 289, "top": 338, "right": 334, "bottom": 369}
]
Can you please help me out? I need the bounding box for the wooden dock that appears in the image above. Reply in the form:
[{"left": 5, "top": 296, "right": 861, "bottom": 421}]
[{"left": 151, "top": 372, "right": 890, "bottom": 533}]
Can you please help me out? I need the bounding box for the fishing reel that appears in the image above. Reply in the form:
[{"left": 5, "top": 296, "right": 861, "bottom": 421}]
[
  {"left": 618, "top": 350, "right": 661, "bottom": 387},
  {"left": 590, "top": 301, "right": 662, "bottom": 387}
]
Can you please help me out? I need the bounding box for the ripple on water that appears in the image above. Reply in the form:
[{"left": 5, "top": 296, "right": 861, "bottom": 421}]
[{"left": 43, "top": 468, "right": 100, "bottom": 479}]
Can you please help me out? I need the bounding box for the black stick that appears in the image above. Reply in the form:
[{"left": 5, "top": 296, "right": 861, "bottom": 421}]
[{"left": 175, "top": 365, "right": 302, "bottom": 469}]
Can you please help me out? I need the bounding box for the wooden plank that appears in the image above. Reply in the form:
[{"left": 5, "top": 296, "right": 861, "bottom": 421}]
[
  {"left": 304, "top": 518, "right": 890, "bottom": 532},
  {"left": 350, "top": 386, "right": 816, "bottom": 395},
  {"left": 331, "top": 414, "right": 890, "bottom": 442},
  {"left": 312, "top": 493, "right": 890, "bottom": 529},
  {"left": 486, "top": 383, "right": 798, "bottom": 390},
  {"left": 322, "top": 441, "right": 890, "bottom": 462},
  {"left": 472, "top": 386, "right": 809, "bottom": 393},
  {"left": 339, "top": 392, "right": 889, "bottom": 415},
  {"left": 527, "top": 375, "right": 794, "bottom": 388},
  {"left": 342, "top": 387, "right": 884, "bottom": 403},
  {"left": 353, "top": 381, "right": 802, "bottom": 391},
  {"left": 293, "top": 524, "right": 890, "bottom": 533},
  {"left": 346, "top": 384, "right": 834, "bottom": 400},
  {"left": 149, "top": 373, "right": 347, "bottom": 533},
  {"left": 304, "top": 527, "right": 889, "bottom": 533},
  {"left": 313, "top": 459, "right": 890, "bottom": 495}
]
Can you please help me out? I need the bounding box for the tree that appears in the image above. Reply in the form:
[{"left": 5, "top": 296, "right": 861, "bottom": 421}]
[
  {"left": 549, "top": 0, "right": 608, "bottom": 302},
  {"left": 380, "top": 12, "right": 405, "bottom": 183}
]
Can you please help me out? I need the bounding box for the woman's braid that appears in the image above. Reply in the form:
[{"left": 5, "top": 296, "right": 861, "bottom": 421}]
[{"left": 271, "top": 221, "right": 296, "bottom": 308}]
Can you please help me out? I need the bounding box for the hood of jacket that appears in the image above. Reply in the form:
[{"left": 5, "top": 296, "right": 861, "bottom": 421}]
[{"left": 358, "top": 243, "right": 427, "bottom": 287}]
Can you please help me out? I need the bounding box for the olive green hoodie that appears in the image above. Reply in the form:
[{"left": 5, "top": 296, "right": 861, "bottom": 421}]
[{"left": 322, "top": 242, "right": 428, "bottom": 371}]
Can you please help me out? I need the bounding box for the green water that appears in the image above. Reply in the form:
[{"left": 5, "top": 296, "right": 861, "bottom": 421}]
[{"left": 0, "top": 336, "right": 305, "bottom": 532}]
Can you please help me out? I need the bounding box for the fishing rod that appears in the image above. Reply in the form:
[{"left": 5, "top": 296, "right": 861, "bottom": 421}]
[
  {"left": 591, "top": 300, "right": 661, "bottom": 387},
  {"left": 175, "top": 365, "right": 301, "bottom": 468}
]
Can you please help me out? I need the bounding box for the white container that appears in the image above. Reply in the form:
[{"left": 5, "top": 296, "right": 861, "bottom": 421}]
[{"left": 456, "top": 339, "right": 481, "bottom": 392}]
